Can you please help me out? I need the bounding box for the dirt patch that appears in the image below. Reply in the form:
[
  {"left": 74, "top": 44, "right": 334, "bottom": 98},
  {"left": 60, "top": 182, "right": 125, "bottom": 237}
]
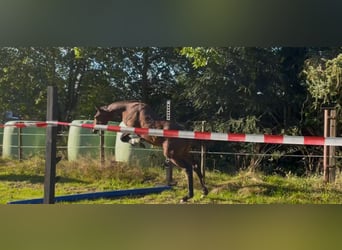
[{"left": 237, "top": 186, "right": 268, "bottom": 196}]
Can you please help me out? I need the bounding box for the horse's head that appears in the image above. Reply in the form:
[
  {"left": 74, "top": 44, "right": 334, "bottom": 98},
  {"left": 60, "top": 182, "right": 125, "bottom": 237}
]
[{"left": 93, "top": 106, "right": 112, "bottom": 133}]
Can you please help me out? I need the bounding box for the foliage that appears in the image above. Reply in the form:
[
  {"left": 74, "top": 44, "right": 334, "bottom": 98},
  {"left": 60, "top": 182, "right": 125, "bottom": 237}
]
[
  {"left": 303, "top": 53, "right": 342, "bottom": 109},
  {"left": 179, "top": 47, "right": 315, "bottom": 172},
  {"left": 302, "top": 52, "right": 342, "bottom": 134},
  {"left": 0, "top": 47, "right": 186, "bottom": 121},
  {"left": 0, "top": 46, "right": 341, "bottom": 175},
  {"left": 179, "top": 47, "right": 223, "bottom": 68},
  {"left": 298, "top": 49, "right": 342, "bottom": 150}
]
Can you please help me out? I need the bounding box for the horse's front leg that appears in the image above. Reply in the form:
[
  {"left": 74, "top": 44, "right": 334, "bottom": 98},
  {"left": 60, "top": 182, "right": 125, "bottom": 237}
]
[
  {"left": 120, "top": 133, "right": 145, "bottom": 147},
  {"left": 120, "top": 133, "right": 131, "bottom": 143}
]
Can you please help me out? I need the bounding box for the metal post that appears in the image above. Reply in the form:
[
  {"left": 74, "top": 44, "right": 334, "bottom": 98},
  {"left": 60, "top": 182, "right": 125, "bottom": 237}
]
[
  {"left": 166, "top": 100, "right": 171, "bottom": 121},
  {"left": 165, "top": 100, "right": 173, "bottom": 185},
  {"left": 43, "top": 86, "right": 57, "bottom": 204}
]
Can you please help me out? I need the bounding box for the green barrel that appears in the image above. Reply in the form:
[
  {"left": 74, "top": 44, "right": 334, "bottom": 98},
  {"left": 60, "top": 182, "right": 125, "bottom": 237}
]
[
  {"left": 0, "top": 125, "right": 3, "bottom": 155},
  {"left": 2, "top": 120, "right": 46, "bottom": 159},
  {"left": 115, "top": 122, "right": 164, "bottom": 167},
  {"left": 67, "top": 120, "right": 118, "bottom": 161},
  {"left": 104, "top": 121, "right": 118, "bottom": 158}
]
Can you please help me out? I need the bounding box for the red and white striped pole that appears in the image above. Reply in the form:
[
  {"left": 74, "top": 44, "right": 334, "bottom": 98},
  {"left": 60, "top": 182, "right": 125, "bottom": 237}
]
[{"left": 2, "top": 120, "right": 342, "bottom": 146}]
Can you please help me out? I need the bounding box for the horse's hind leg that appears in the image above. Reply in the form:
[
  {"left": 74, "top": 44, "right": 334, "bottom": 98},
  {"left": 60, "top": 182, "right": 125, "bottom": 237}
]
[
  {"left": 183, "top": 165, "right": 194, "bottom": 202},
  {"left": 169, "top": 158, "right": 194, "bottom": 202},
  {"left": 193, "top": 164, "right": 209, "bottom": 196}
]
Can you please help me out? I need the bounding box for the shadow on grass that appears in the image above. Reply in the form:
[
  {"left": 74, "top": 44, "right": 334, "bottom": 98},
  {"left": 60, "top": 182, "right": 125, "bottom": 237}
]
[
  {"left": 209, "top": 179, "right": 342, "bottom": 203},
  {"left": 0, "top": 174, "right": 89, "bottom": 184},
  {"left": 246, "top": 182, "right": 342, "bottom": 197}
]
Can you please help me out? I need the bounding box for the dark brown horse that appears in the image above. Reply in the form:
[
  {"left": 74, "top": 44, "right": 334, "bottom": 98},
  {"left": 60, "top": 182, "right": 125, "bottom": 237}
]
[{"left": 93, "top": 100, "right": 208, "bottom": 202}]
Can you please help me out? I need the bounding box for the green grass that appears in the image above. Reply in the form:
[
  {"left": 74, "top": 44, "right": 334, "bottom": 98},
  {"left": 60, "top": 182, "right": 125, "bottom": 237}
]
[{"left": 0, "top": 157, "right": 341, "bottom": 204}]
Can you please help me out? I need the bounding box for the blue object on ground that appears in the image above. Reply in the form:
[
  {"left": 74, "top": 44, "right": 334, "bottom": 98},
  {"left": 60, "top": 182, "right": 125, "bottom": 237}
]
[{"left": 8, "top": 186, "right": 172, "bottom": 204}]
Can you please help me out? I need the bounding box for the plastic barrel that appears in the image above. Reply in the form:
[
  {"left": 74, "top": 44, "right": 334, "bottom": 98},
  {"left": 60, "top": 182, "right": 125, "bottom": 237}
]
[
  {"left": 104, "top": 122, "right": 118, "bottom": 158},
  {"left": 2, "top": 120, "right": 46, "bottom": 159},
  {"left": 0, "top": 125, "right": 3, "bottom": 155},
  {"left": 67, "top": 120, "right": 118, "bottom": 161},
  {"left": 115, "top": 122, "right": 164, "bottom": 167}
]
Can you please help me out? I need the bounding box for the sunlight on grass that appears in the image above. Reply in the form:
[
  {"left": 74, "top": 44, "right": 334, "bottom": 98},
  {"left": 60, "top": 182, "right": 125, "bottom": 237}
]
[{"left": 1, "top": 157, "right": 341, "bottom": 204}]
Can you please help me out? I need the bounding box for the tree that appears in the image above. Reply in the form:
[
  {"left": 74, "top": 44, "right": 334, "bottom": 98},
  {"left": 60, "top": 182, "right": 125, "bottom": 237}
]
[
  {"left": 178, "top": 47, "right": 325, "bottom": 174},
  {"left": 304, "top": 51, "right": 341, "bottom": 108},
  {"left": 0, "top": 47, "right": 189, "bottom": 121},
  {"left": 115, "top": 47, "right": 189, "bottom": 115},
  {"left": 302, "top": 48, "right": 342, "bottom": 134},
  {"left": 0, "top": 47, "right": 123, "bottom": 121},
  {"left": 0, "top": 47, "right": 60, "bottom": 120}
]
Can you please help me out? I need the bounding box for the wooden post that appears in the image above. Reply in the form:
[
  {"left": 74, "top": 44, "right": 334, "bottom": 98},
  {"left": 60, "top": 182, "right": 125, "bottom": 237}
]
[
  {"left": 323, "top": 106, "right": 336, "bottom": 183},
  {"left": 323, "top": 109, "right": 329, "bottom": 183},
  {"left": 200, "top": 121, "right": 206, "bottom": 180},
  {"left": 100, "top": 130, "right": 105, "bottom": 167},
  {"left": 328, "top": 109, "right": 336, "bottom": 182},
  {"left": 43, "top": 86, "right": 57, "bottom": 204}
]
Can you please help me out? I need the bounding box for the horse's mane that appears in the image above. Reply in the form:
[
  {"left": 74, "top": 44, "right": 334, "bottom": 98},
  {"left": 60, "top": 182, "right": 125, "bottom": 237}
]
[
  {"left": 105, "top": 100, "right": 167, "bottom": 127},
  {"left": 110, "top": 100, "right": 141, "bottom": 105},
  {"left": 121, "top": 100, "right": 141, "bottom": 103}
]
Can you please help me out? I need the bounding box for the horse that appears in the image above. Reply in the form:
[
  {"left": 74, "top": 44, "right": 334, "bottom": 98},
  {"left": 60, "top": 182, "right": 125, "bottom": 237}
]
[{"left": 93, "top": 100, "right": 208, "bottom": 202}]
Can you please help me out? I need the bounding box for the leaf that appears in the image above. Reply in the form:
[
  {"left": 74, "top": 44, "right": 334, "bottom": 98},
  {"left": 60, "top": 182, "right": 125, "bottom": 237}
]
[{"left": 73, "top": 47, "right": 82, "bottom": 59}]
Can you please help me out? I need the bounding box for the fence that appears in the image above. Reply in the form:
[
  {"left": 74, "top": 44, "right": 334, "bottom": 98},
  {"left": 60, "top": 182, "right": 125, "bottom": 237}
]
[
  {"left": 4, "top": 87, "right": 341, "bottom": 204},
  {"left": 1, "top": 121, "right": 168, "bottom": 171},
  {"left": 1, "top": 121, "right": 341, "bottom": 165}
]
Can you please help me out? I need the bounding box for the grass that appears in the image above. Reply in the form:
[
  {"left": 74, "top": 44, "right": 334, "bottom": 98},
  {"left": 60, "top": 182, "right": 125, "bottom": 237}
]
[{"left": 0, "top": 157, "right": 341, "bottom": 204}]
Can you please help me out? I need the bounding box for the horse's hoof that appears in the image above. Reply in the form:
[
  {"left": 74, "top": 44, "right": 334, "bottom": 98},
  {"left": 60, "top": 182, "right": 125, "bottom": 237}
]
[
  {"left": 167, "top": 181, "right": 178, "bottom": 186},
  {"left": 203, "top": 188, "right": 209, "bottom": 196},
  {"left": 180, "top": 196, "right": 189, "bottom": 203}
]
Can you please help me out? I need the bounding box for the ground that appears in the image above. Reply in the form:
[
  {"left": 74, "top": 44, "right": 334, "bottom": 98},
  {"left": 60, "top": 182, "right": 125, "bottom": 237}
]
[{"left": 1, "top": 157, "right": 341, "bottom": 204}]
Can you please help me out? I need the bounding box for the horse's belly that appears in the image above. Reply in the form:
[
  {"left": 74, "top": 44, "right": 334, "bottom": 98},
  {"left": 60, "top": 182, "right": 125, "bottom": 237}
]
[{"left": 142, "top": 135, "right": 163, "bottom": 146}]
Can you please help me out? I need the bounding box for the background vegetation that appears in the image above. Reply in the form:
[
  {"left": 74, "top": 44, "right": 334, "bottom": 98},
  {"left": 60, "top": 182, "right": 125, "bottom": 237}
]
[{"left": 0, "top": 47, "right": 341, "bottom": 175}]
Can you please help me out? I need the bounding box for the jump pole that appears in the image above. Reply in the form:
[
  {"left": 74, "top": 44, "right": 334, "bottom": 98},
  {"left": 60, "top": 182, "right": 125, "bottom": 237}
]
[
  {"left": 43, "top": 86, "right": 58, "bottom": 204},
  {"left": 8, "top": 186, "right": 171, "bottom": 204}
]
